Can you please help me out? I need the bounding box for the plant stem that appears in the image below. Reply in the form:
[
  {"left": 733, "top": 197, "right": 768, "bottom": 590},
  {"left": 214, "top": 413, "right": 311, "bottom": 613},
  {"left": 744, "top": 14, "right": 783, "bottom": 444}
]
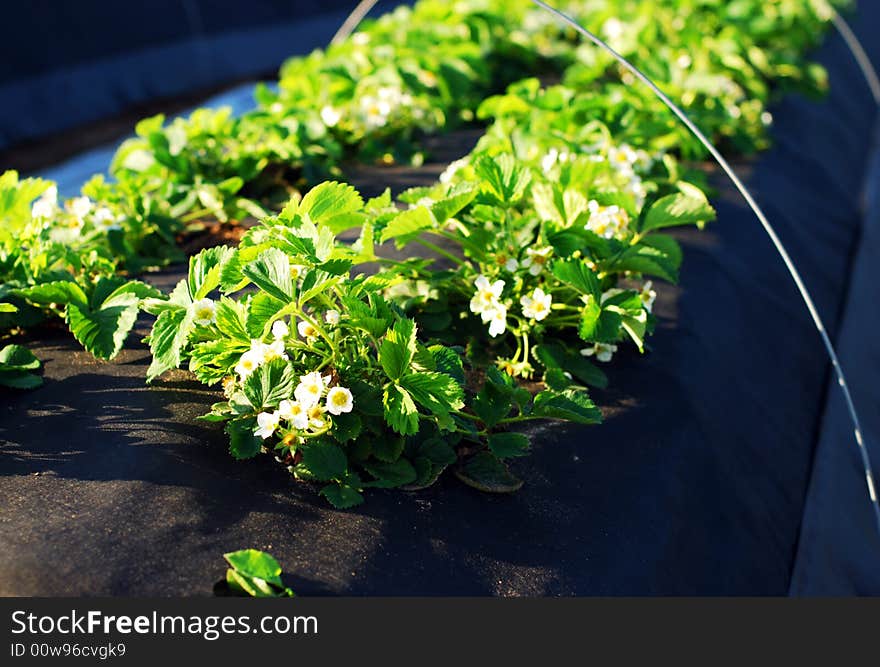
[{"left": 414, "top": 237, "right": 466, "bottom": 267}]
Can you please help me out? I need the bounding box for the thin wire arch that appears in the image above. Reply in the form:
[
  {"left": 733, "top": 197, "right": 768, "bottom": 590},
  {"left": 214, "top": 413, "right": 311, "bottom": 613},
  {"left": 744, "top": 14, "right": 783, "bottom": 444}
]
[
  {"left": 327, "top": 0, "right": 880, "bottom": 536},
  {"left": 331, "top": 0, "right": 381, "bottom": 46},
  {"left": 528, "top": 0, "right": 880, "bottom": 536},
  {"left": 831, "top": 7, "right": 880, "bottom": 104}
]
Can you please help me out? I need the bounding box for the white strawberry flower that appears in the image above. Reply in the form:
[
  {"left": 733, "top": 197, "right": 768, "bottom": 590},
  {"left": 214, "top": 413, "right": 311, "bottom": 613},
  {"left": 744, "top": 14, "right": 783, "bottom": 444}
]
[
  {"left": 294, "top": 371, "right": 328, "bottom": 409},
  {"left": 262, "top": 339, "right": 288, "bottom": 362},
  {"left": 520, "top": 288, "right": 552, "bottom": 321},
  {"left": 580, "top": 342, "right": 618, "bottom": 363},
  {"left": 192, "top": 298, "right": 216, "bottom": 326},
  {"left": 67, "top": 196, "right": 92, "bottom": 221},
  {"left": 278, "top": 399, "right": 309, "bottom": 430},
  {"left": 639, "top": 281, "right": 657, "bottom": 313},
  {"left": 602, "top": 17, "right": 625, "bottom": 40},
  {"left": 308, "top": 404, "right": 327, "bottom": 430},
  {"left": 254, "top": 411, "right": 281, "bottom": 439},
  {"left": 586, "top": 200, "right": 630, "bottom": 239},
  {"left": 290, "top": 264, "right": 306, "bottom": 281},
  {"left": 320, "top": 105, "right": 341, "bottom": 127},
  {"left": 487, "top": 305, "right": 508, "bottom": 338},
  {"left": 48, "top": 217, "right": 83, "bottom": 244},
  {"left": 504, "top": 257, "right": 519, "bottom": 273},
  {"left": 439, "top": 157, "right": 468, "bottom": 184},
  {"left": 297, "top": 320, "right": 319, "bottom": 342},
  {"left": 325, "top": 386, "right": 354, "bottom": 416},
  {"left": 324, "top": 309, "right": 340, "bottom": 325},
  {"left": 235, "top": 350, "right": 262, "bottom": 379},
  {"left": 469, "top": 275, "right": 505, "bottom": 315},
  {"left": 522, "top": 247, "right": 553, "bottom": 276},
  {"left": 31, "top": 198, "right": 55, "bottom": 220},
  {"left": 624, "top": 175, "right": 648, "bottom": 209},
  {"left": 31, "top": 186, "right": 58, "bottom": 220},
  {"left": 541, "top": 148, "right": 560, "bottom": 174},
  {"left": 93, "top": 206, "right": 122, "bottom": 231},
  {"left": 361, "top": 94, "right": 392, "bottom": 130},
  {"left": 271, "top": 319, "right": 290, "bottom": 340},
  {"left": 607, "top": 143, "right": 639, "bottom": 176}
]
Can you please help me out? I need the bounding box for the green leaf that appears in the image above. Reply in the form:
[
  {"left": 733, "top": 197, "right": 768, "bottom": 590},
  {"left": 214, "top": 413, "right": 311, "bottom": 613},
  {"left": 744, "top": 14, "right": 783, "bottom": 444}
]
[
  {"left": 242, "top": 248, "right": 293, "bottom": 303},
  {"left": 399, "top": 371, "right": 464, "bottom": 416},
  {"left": 320, "top": 483, "right": 364, "bottom": 509},
  {"left": 99, "top": 280, "right": 164, "bottom": 306},
  {"left": 474, "top": 153, "right": 531, "bottom": 205},
  {"left": 431, "top": 182, "right": 478, "bottom": 223},
  {"left": 0, "top": 344, "right": 40, "bottom": 371},
  {"left": 297, "top": 181, "right": 364, "bottom": 232},
  {"left": 534, "top": 342, "right": 607, "bottom": 389},
  {"left": 380, "top": 205, "right": 434, "bottom": 245},
  {"left": 188, "top": 246, "right": 234, "bottom": 300},
  {"left": 488, "top": 432, "right": 531, "bottom": 458},
  {"left": 226, "top": 570, "right": 280, "bottom": 598},
  {"left": 14, "top": 281, "right": 88, "bottom": 309},
  {"left": 318, "top": 258, "right": 353, "bottom": 276},
  {"left": 147, "top": 306, "right": 194, "bottom": 382},
  {"left": 455, "top": 452, "right": 523, "bottom": 493},
  {"left": 641, "top": 190, "right": 715, "bottom": 233},
  {"left": 552, "top": 259, "right": 600, "bottom": 297},
  {"left": 605, "top": 245, "right": 679, "bottom": 283},
  {"left": 214, "top": 298, "right": 250, "bottom": 342},
  {"left": 383, "top": 384, "right": 420, "bottom": 436},
  {"left": 532, "top": 390, "right": 602, "bottom": 425},
  {"left": 0, "top": 303, "right": 17, "bottom": 313},
  {"left": 429, "top": 345, "right": 466, "bottom": 385},
  {"left": 246, "top": 292, "right": 285, "bottom": 338},
  {"left": 639, "top": 233, "right": 682, "bottom": 271},
  {"left": 363, "top": 458, "right": 418, "bottom": 488},
  {"left": 242, "top": 358, "right": 294, "bottom": 410},
  {"left": 543, "top": 367, "right": 573, "bottom": 391},
  {"left": 330, "top": 412, "right": 362, "bottom": 443},
  {"left": 223, "top": 549, "right": 284, "bottom": 587},
  {"left": 372, "top": 434, "right": 405, "bottom": 463},
  {"left": 67, "top": 302, "right": 137, "bottom": 361},
  {"left": 379, "top": 318, "right": 417, "bottom": 381},
  {"left": 67, "top": 293, "right": 139, "bottom": 361},
  {"left": 227, "top": 418, "right": 262, "bottom": 460},
  {"left": 619, "top": 309, "right": 648, "bottom": 351},
  {"left": 301, "top": 441, "right": 348, "bottom": 481},
  {"left": 416, "top": 437, "right": 457, "bottom": 466},
  {"left": 471, "top": 371, "right": 514, "bottom": 428}
]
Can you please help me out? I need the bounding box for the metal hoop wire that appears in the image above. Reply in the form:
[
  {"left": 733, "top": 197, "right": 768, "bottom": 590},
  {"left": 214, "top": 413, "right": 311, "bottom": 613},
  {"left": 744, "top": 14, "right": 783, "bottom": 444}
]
[
  {"left": 528, "top": 0, "right": 880, "bottom": 536},
  {"left": 831, "top": 7, "right": 880, "bottom": 105},
  {"left": 327, "top": 0, "right": 880, "bottom": 536},
  {"left": 331, "top": 0, "right": 381, "bottom": 46}
]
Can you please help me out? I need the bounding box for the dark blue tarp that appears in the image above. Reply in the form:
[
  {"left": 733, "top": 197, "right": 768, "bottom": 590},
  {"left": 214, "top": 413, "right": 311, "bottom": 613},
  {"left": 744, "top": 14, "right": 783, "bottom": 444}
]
[{"left": 0, "top": 1, "right": 365, "bottom": 149}]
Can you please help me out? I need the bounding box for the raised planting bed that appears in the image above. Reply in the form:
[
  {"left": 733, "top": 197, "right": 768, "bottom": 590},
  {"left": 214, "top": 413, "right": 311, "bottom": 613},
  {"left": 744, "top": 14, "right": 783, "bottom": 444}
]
[{"left": 1, "top": 0, "right": 879, "bottom": 596}]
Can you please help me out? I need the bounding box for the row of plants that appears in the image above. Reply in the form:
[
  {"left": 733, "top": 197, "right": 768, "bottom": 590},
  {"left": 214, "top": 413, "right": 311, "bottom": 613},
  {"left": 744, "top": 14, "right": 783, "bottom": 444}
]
[
  {"left": 0, "top": 0, "right": 845, "bottom": 371},
  {"left": 0, "top": 0, "right": 846, "bottom": 386},
  {"left": 0, "top": 0, "right": 850, "bottom": 503},
  {"left": 139, "top": 100, "right": 716, "bottom": 504}
]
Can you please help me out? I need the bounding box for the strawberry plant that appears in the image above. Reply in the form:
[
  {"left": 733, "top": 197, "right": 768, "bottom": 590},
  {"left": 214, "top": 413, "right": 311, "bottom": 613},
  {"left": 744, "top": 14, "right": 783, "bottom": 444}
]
[{"left": 143, "top": 183, "right": 601, "bottom": 506}]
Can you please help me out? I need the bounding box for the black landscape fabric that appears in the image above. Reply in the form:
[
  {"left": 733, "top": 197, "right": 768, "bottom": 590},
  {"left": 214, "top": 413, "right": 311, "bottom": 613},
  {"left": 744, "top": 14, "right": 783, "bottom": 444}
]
[{"left": 1, "top": 5, "right": 879, "bottom": 596}]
